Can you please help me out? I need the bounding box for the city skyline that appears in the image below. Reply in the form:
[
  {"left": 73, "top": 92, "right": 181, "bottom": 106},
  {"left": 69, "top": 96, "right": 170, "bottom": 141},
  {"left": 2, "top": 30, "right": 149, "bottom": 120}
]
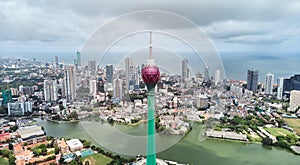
[{"left": 1, "top": 1, "right": 300, "bottom": 165}]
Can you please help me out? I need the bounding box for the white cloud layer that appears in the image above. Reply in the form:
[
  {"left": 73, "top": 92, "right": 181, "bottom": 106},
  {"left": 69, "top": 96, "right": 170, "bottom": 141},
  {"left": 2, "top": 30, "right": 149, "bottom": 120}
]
[{"left": 0, "top": 0, "right": 299, "bottom": 52}]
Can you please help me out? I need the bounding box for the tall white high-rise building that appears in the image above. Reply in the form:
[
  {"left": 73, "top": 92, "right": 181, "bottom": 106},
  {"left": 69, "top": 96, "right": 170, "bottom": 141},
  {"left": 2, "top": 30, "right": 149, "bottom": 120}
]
[
  {"left": 52, "top": 80, "right": 58, "bottom": 101},
  {"left": 113, "top": 78, "right": 123, "bottom": 100},
  {"left": 64, "top": 65, "right": 76, "bottom": 102},
  {"left": 125, "top": 57, "right": 134, "bottom": 90},
  {"left": 277, "top": 77, "right": 284, "bottom": 99},
  {"left": 90, "top": 80, "right": 97, "bottom": 95},
  {"left": 134, "top": 65, "right": 141, "bottom": 88},
  {"left": 44, "top": 80, "right": 51, "bottom": 101},
  {"left": 58, "top": 78, "right": 65, "bottom": 97},
  {"left": 214, "top": 69, "right": 221, "bottom": 86},
  {"left": 265, "top": 73, "right": 274, "bottom": 95},
  {"left": 289, "top": 90, "right": 300, "bottom": 111},
  {"left": 182, "top": 59, "right": 189, "bottom": 83},
  {"left": 44, "top": 79, "right": 58, "bottom": 101}
]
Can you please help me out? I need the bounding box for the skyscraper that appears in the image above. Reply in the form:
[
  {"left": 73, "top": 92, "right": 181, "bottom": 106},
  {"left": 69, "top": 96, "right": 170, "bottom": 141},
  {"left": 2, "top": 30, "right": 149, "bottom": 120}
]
[
  {"left": 64, "top": 65, "right": 76, "bottom": 102},
  {"left": 214, "top": 69, "right": 221, "bottom": 86},
  {"left": 2, "top": 89, "right": 12, "bottom": 105},
  {"left": 265, "top": 73, "right": 274, "bottom": 95},
  {"left": 283, "top": 74, "right": 300, "bottom": 94},
  {"left": 277, "top": 77, "right": 284, "bottom": 99},
  {"left": 97, "top": 77, "right": 105, "bottom": 93},
  {"left": 289, "top": 90, "right": 300, "bottom": 111},
  {"left": 247, "top": 69, "right": 258, "bottom": 92},
  {"left": 76, "top": 51, "right": 81, "bottom": 66},
  {"left": 88, "top": 60, "right": 97, "bottom": 73},
  {"left": 134, "top": 65, "right": 141, "bottom": 89},
  {"left": 44, "top": 80, "right": 51, "bottom": 101},
  {"left": 125, "top": 57, "right": 134, "bottom": 90},
  {"left": 90, "top": 80, "right": 97, "bottom": 95},
  {"left": 203, "top": 66, "right": 210, "bottom": 83},
  {"left": 106, "top": 64, "right": 114, "bottom": 83},
  {"left": 54, "top": 56, "right": 58, "bottom": 68},
  {"left": 113, "top": 78, "right": 123, "bottom": 100},
  {"left": 181, "top": 59, "right": 189, "bottom": 83}
]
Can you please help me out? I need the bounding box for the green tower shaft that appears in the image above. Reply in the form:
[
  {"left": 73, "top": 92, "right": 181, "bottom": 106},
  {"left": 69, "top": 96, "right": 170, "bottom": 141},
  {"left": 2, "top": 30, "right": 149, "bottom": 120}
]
[{"left": 146, "top": 88, "right": 156, "bottom": 165}]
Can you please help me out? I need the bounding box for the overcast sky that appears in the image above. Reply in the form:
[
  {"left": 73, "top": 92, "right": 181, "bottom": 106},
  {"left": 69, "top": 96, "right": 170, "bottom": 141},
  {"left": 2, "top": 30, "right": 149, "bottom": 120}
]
[{"left": 1, "top": 0, "right": 300, "bottom": 53}]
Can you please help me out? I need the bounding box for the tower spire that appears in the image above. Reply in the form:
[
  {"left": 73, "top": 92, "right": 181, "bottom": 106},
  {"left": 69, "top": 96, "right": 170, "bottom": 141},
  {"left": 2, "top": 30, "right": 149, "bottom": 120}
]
[
  {"left": 149, "top": 31, "right": 153, "bottom": 59},
  {"left": 147, "top": 31, "right": 155, "bottom": 66}
]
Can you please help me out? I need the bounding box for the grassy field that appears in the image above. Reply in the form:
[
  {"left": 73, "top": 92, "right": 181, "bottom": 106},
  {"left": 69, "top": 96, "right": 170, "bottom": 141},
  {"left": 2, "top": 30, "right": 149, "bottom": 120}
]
[
  {"left": 81, "top": 154, "right": 113, "bottom": 165},
  {"left": 265, "top": 127, "right": 295, "bottom": 137},
  {"left": 0, "top": 157, "right": 8, "bottom": 165},
  {"left": 283, "top": 118, "right": 300, "bottom": 134}
]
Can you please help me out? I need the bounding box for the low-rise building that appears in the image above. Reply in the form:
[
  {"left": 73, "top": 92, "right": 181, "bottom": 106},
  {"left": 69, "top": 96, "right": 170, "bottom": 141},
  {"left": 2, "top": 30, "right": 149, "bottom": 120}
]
[
  {"left": 16, "top": 126, "right": 46, "bottom": 145},
  {"left": 57, "top": 138, "right": 69, "bottom": 154},
  {"left": 0, "top": 131, "right": 10, "bottom": 142},
  {"left": 66, "top": 139, "right": 83, "bottom": 152},
  {"left": 15, "top": 150, "right": 33, "bottom": 164}
]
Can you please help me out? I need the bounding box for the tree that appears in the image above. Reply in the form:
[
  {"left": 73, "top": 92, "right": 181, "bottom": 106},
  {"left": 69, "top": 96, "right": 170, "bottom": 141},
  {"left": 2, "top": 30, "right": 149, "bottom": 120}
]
[
  {"left": 59, "top": 102, "right": 65, "bottom": 111},
  {"left": 1, "top": 149, "right": 13, "bottom": 158},
  {"left": 83, "top": 141, "right": 91, "bottom": 148},
  {"left": 10, "top": 125, "right": 18, "bottom": 132},
  {"left": 59, "top": 157, "right": 65, "bottom": 164},
  {"left": 46, "top": 136, "right": 54, "bottom": 141},
  {"left": 54, "top": 145, "right": 60, "bottom": 155},
  {"left": 91, "top": 145, "right": 96, "bottom": 150},
  {"left": 286, "top": 134, "right": 298, "bottom": 144},
  {"left": 8, "top": 154, "right": 16, "bottom": 165},
  {"left": 262, "top": 137, "right": 273, "bottom": 146},
  {"left": 68, "top": 111, "right": 79, "bottom": 120},
  {"left": 9, "top": 143, "right": 13, "bottom": 150},
  {"left": 33, "top": 144, "right": 47, "bottom": 156}
]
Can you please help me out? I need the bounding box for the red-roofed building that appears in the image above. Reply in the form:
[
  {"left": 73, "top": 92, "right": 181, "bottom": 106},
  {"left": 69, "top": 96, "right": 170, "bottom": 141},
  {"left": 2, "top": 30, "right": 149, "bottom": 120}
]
[
  {"left": 15, "top": 150, "right": 33, "bottom": 165},
  {"left": 14, "top": 143, "right": 24, "bottom": 155},
  {"left": 0, "top": 130, "right": 11, "bottom": 142}
]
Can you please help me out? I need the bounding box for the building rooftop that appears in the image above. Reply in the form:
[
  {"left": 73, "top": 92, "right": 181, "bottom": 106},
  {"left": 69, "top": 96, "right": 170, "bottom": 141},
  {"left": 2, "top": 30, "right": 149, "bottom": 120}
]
[
  {"left": 66, "top": 139, "right": 83, "bottom": 149},
  {"left": 60, "top": 138, "right": 68, "bottom": 148},
  {"left": 16, "top": 149, "right": 32, "bottom": 158},
  {"left": 16, "top": 126, "right": 45, "bottom": 139}
]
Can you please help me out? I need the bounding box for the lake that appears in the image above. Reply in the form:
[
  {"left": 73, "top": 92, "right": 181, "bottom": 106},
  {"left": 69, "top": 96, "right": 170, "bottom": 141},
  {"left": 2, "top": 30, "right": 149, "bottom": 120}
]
[{"left": 36, "top": 118, "right": 300, "bottom": 165}]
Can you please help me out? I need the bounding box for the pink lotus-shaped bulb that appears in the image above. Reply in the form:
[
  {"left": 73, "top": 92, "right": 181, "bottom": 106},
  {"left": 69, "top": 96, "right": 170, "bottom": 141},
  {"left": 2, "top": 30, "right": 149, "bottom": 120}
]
[{"left": 142, "top": 65, "right": 160, "bottom": 89}]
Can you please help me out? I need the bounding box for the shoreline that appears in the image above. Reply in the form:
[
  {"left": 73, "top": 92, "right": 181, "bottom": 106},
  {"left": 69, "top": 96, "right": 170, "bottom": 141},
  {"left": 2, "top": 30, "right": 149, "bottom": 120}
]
[
  {"left": 46, "top": 118, "right": 80, "bottom": 124},
  {"left": 44, "top": 117, "right": 299, "bottom": 156},
  {"left": 128, "top": 119, "right": 147, "bottom": 126}
]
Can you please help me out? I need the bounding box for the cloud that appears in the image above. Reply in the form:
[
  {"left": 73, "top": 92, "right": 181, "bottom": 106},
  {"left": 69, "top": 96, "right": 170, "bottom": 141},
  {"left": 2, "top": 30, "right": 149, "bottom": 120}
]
[{"left": 0, "top": 0, "right": 299, "bottom": 52}]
